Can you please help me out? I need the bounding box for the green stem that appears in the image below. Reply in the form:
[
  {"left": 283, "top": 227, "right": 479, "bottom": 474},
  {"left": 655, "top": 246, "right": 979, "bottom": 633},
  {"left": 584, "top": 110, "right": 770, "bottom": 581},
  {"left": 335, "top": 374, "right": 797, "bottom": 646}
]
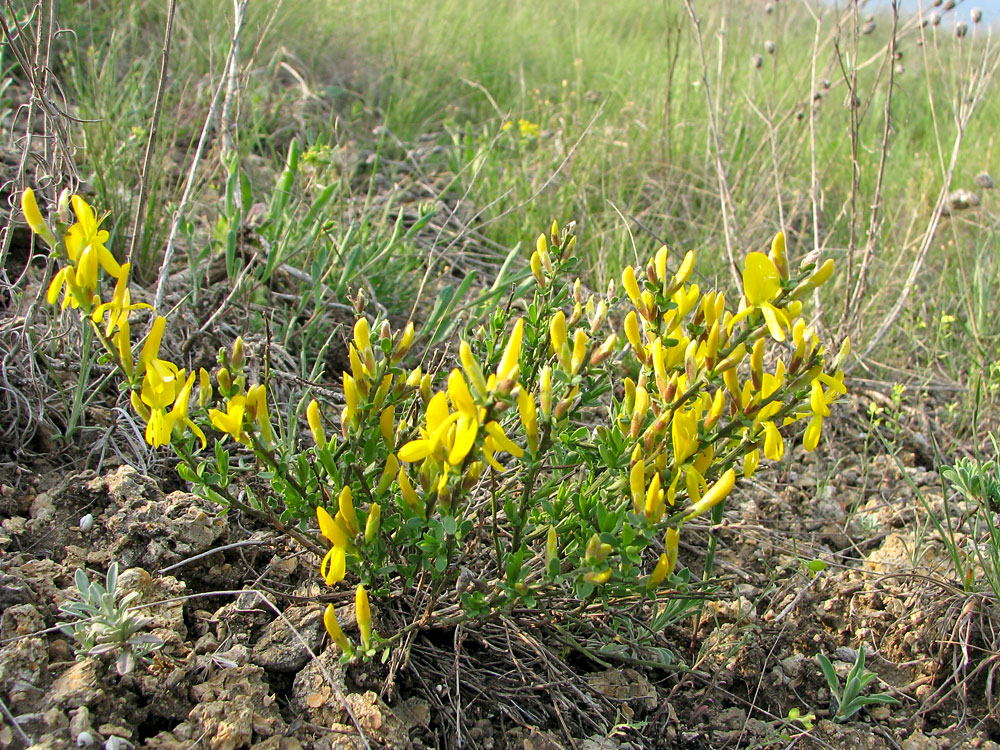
[{"left": 66, "top": 322, "right": 95, "bottom": 440}]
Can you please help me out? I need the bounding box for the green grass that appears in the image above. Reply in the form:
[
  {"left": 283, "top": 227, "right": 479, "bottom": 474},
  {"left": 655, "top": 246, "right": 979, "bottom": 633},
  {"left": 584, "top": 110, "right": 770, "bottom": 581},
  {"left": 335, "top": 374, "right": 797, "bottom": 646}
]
[{"left": 20, "top": 0, "right": 998, "bottom": 414}]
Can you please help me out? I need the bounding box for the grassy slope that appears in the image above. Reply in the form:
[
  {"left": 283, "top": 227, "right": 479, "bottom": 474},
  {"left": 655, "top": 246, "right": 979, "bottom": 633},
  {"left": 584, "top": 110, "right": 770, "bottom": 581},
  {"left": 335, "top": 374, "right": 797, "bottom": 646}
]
[{"left": 49, "top": 0, "right": 1000, "bottom": 409}]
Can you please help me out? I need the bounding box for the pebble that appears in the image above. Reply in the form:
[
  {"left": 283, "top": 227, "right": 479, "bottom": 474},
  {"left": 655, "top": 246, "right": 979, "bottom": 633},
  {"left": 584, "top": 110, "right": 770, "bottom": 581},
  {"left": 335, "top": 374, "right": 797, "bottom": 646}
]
[
  {"left": 79, "top": 514, "right": 95, "bottom": 533},
  {"left": 834, "top": 646, "right": 858, "bottom": 662}
]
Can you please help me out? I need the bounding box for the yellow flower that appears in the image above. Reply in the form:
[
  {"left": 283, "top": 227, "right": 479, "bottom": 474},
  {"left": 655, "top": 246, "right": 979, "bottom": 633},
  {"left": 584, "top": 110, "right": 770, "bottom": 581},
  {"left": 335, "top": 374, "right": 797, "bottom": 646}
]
[
  {"left": 209, "top": 395, "right": 248, "bottom": 444},
  {"left": 495, "top": 318, "right": 524, "bottom": 392},
  {"left": 338, "top": 486, "right": 359, "bottom": 537},
  {"left": 683, "top": 468, "right": 736, "bottom": 521},
  {"left": 21, "top": 188, "right": 56, "bottom": 246},
  {"left": 482, "top": 420, "right": 524, "bottom": 471},
  {"left": 165, "top": 371, "right": 206, "bottom": 449},
  {"left": 391, "top": 321, "right": 415, "bottom": 363},
  {"left": 397, "top": 466, "right": 424, "bottom": 518},
  {"left": 307, "top": 399, "right": 326, "bottom": 448},
  {"left": 732, "top": 252, "right": 792, "bottom": 341},
  {"left": 246, "top": 384, "right": 273, "bottom": 443},
  {"left": 460, "top": 341, "right": 489, "bottom": 398},
  {"left": 671, "top": 408, "right": 699, "bottom": 466},
  {"left": 355, "top": 585, "right": 372, "bottom": 651},
  {"left": 91, "top": 263, "right": 151, "bottom": 337},
  {"left": 516, "top": 388, "right": 538, "bottom": 454},
  {"left": 649, "top": 553, "right": 671, "bottom": 588},
  {"left": 801, "top": 373, "right": 846, "bottom": 451},
  {"left": 323, "top": 604, "right": 353, "bottom": 655},
  {"left": 317, "top": 506, "right": 349, "bottom": 585},
  {"left": 630, "top": 457, "right": 645, "bottom": 515},
  {"left": 549, "top": 311, "right": 570, "bottom": 371}
]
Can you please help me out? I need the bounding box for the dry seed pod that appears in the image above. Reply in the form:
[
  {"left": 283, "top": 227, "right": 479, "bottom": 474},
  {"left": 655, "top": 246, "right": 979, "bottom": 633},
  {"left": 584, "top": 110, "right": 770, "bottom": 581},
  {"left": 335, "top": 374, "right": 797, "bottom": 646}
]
[
  {"left": 752, "top": 54, "right": 764, "bottom": 69},
  {"left": 765, "top": 2, "right": 774, "bottom": 13},
  {"left": 764, "top": 39, "right": 776, "bottom": 54},
  {"left": 974, "top": 172, "right": 994, "bottom": 190},
  {"left": 862, "top": 21, "right": 876, "bottom": 35},
  {"left": 931, "top": 11, "right": 942, "bottom": 25},
  {"left": 955, "top": 20, "right": 968, "bottom": 37},
  {"left": 943, "top": 0, "right": 956, "bottom": 10},
  {"left": 971, "top": 7, "right": 983, "bottom": 23}
]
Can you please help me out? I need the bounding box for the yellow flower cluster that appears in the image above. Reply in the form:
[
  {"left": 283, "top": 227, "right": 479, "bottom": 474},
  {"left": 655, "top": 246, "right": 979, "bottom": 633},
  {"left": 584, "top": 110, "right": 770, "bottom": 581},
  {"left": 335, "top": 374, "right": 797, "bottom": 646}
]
[
  {"left": 617, "top": 232, "right": 845, "bottom": 544},
  {"left": 23, "top": 188, "right": 272, "bottom": 451}
]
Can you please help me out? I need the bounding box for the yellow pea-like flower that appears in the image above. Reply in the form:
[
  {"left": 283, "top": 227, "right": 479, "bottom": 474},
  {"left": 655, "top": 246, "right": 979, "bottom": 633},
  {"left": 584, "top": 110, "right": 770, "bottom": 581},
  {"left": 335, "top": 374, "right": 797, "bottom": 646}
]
[
  {"left": 21, "top": 188, "right": 56, "bottom": 245},
  {"left": 683, "top": 468, "right": 735, "bottom": 521},
  {"left": 622, "top": 266, "right": 641, "bottom": 307},
  {"left": 379, "top": 405, "right": 395, "bottom": 446},
  {"left": 570, "top": 329, "right": 588, "bottom": 375},
  {"left": 530, "top": 250, "right": 545, "bottom": 287},
  {"left": 496, "top": 318, "right": 524, "bottom": 390},
  {"left": 624, "top": 311, "right": 644, "bottom": 360},
  {"left": 305, "top": 399, "right": 324, "bottom": 445},
  {"left": 338, "top": 486, "right": 359, "bottom": 537},
  {"left": 630, "top": 458, "right": 645, "bottom": 515}
]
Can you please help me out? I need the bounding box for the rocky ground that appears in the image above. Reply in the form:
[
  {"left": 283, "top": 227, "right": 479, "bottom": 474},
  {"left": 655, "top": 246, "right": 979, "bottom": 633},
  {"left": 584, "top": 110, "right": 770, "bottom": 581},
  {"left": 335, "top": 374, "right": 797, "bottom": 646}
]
[{"left": 2, "top": 385, "right": 1000, "bottom": 750}]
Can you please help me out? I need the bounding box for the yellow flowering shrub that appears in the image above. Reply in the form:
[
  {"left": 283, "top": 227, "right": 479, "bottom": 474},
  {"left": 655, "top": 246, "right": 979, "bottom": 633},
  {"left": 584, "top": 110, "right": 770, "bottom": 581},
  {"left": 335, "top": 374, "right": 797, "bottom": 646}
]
[{"left": 25, "top": 188, "right": 846, "bottom": 659}]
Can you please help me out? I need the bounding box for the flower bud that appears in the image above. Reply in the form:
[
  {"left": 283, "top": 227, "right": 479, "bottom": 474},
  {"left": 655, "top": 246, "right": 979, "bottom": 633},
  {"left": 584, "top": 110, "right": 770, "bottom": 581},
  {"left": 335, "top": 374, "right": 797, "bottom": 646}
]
[
  {"left": 339, "top": 486, "right": 359, "bottom": 537},
  {"left": 391, "top": 322, "right": 415, "bottom": 363},
  {"left": 324, "top": 604, "right": 353, "bottom": 655},
  {"left": 364, "top": 503, "right": 381, "bottom": 543},
  {"left": 21, "top": 188, "right": 56, "bottom": 246},
  {"left": 530, "top": 250, "right": 546, "bottom": 287},
  {"left": 230, "top": 337, "right": 245, "bottom": 371},
  {"left": 355, "top": 585, "right": 372, "bottom": 651},
  {"left": 217, "top": 367, "right": 232, "bottom": 394},
  {"left": 528, "top": 369, "right": 548, "bottom": 423}
]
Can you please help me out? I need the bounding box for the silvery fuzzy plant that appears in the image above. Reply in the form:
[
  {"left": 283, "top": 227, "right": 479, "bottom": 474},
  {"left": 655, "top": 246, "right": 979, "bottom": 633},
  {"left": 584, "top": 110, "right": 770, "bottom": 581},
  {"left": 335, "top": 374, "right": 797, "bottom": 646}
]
[{"left": 58, "top": 563, "right": 163, "bottom": 675}]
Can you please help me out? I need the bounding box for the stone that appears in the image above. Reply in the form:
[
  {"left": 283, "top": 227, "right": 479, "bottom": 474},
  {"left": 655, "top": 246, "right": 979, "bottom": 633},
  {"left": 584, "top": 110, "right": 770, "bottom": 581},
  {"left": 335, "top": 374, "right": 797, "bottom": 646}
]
[
  {"left": 250, "top": 604, "right": 324, "bottom": 672},
  {"left": 47, "top": 659, "right": 102, "bottom": 710}
]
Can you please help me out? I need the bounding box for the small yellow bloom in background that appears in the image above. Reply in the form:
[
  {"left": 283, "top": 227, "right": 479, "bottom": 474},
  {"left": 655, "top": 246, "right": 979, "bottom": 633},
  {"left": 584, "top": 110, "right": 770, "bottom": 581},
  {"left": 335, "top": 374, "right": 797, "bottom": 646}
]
[
  {"left": 630, "top": 458, "right": 645, "bottom": 515},
  {"left": 397, "top": 467, "right": 424, "bottom": 518},
  {"left": 664, "top": 527, "right": 679, "bottom": 578},
  {"left": 323, "top": 604, "right": 353, "bottom": 655},
  {"left": 622, "top": 265, "right": 641, "bottom": 308},
  {"left": 539, "top": 366, "right": 552, "bottom": 418},
  {"left": 379, "top": 405, "right": 395, "bottom": 446},
  {"left": 769, "top": 231, "right": 789, "bottom": 279},
  {"left": 353, "top": 317, "right": 375, "bottom": 373},
  {"left": 355, "top": 585, "right": 372, "bottom": 651}
]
